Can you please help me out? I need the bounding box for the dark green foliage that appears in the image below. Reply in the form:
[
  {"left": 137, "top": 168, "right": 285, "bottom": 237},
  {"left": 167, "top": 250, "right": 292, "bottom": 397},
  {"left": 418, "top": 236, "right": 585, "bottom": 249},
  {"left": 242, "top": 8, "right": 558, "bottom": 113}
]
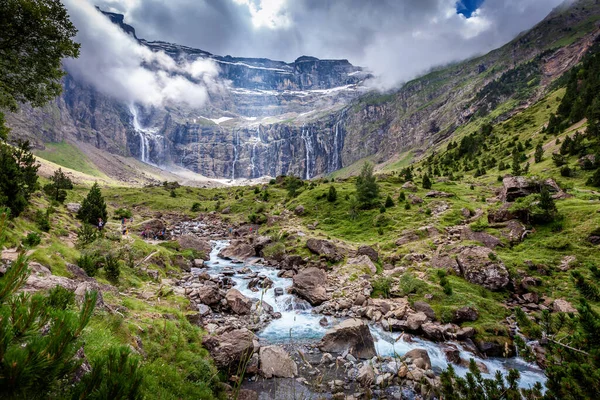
[
  {"left": 248, "top": 213, "right": 267, "bottom": 225},
  {"left": 77, "top": 183, "right": 107, "bottom": 226},
  {"left": 76, "top": 224, "right": 98, "bottom": 247},
  {"left": 437, "top": 270, "right": 453, "bottom": 296},
  {"left": 0, "top": 141, "right": 39, "bottom": 217},
  {"left": 285, "top": 176, "right": 303, "bottom": 198},
  {"left": 398, "top": 191, "right": 406, "bottom": 202},
  {"left": 114, "top": 208, "right": 132, "bottom": 219},
  {"left": 77, "top": 254, "right": 100, "bottom": 277},
  {"left": 46, "top": 285, "right": 75, "bottom": 310},
  {"left": 0, "top": 0, "right": 80, "bottom": 135},
  {"left": 571, "top": 271, "right": 600, "bottom": 301},
  {"left": 355, "top": 162, "right": 379, "bottom": 209},
  {"left": 327, "top": 186, "right": 337, "bottom": 202},
  {"left": 43, "top": 168, "right": 73, "bottom": 203},
  {"left": 384, "top": 195, "right": 394, "bottom": 208},
  {"left": 560, "top": 165, "right": 573, "bottom": 177},
  {"left": 538, "top": 187, "right": 557, "bottom": 223},
  {"left": 422, "top": 173, "right": 432, "bottom": 189},
  {"left": 190, "top": 202, "right": 202, "bottom": 212},
  {"left": 399, "top": 167, "right": 413, "bottom": 182},
  {"left": 35, "top": 209, "right": 51, "bottom": 232},
  {"left": 170, "top": 189, "right": 177, "bottom": 198},
  {"left": 511, "top": 151, "right": 522, "bottom": 175},
  {"left": 104, "top": 255, "right": 121, "bottom": 284},
  {"left": 379, "top": 205, "right": 386, "bottom": 214},
  {"left": 371, "top": 276, "right": 392, "bottom": 299},
  {"left": 552, "top": 152, "right": 567, "bottom": 167},
  {"left": 404, "top": 202, "right": 411, "bottom": 210},
  {"left": 587, "top": 168, "right": 600, "bottom": 187},
  {"left": 22, "top": 232, "right": 41, "bottom": 247}
]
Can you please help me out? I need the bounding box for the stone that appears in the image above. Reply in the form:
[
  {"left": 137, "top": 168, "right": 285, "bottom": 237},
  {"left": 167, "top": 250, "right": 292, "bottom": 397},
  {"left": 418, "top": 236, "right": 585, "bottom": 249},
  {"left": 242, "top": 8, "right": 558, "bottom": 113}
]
[
  {"left": 292, "top": 267, "right": 329, "bottom": 306},
  {"left": 198, "top": 285, "right": 221, "bottom": 305},
  {"left": 455, "top": 246, "right": 509, "bottom": 290},
  {"left": 294, "top": 205, "right": 305, "bottom": 216},
  {"left": 357, "top": 245, "right": 379, "bottom": 262},
  {"left": 409, "top": 194, "right": 423, "bottom": 204},
  {"left": 553, "top": 299, "right": 577, "bottom": 313},
  {"left": 345, "top": 255, "right": 377, "bottom": 275},
  {"left": 66, "top": 203, "right": 82, "bottom": 213},
  {"left": 454, "top": 307, "right": 479, "bottom": 323},
  {"left": 237, "top": 389, "right": 258, "bottom": 400},
  {"left": 274, "top": 287, "right": 284, "bottom": 296},
  {"left": 402, "top": 181, "right": 418, "bottom": 192},
  {"left": 177, "top": 235, "right": 211, "bottom": 260},
  {"left": 505, "top": 220, "right": 527, "bottom": 243},
  {"left": 320, "top": 317, "right": 329, "bottom": 327},
  {"left": 405, "top": 312, "right": 428, "bottom": 331},
  {"left": 460, "top": 227, "right": 503, "bottom": 249},
  {"left": 404, "top": 349, "right": 431, "bottom": 370},
  {"left": 225, "top": 289, "right": 253, "bottom": 315},
  {"left": 461, "top": 208, "right": 472, "bottom": 218},
  {"left": 218, "top": 240, "right": 255, "bottom": 261},
  {"left": 425, "top": 190, "right": 454, "bottom": 198},
  {"left": 197, "top": 304, "right": 212, "bottom": 317},
  {"left": 356, "top": 364, "right": 375, "bottom": 387},
  {"left": 202, "top": 328, "right": 259, "bottom": 371},
  {"left": 193, "top": 259, "right": 205, "bottom": 268},
  {"left": 413, "top": 301, "right": 435, "bottom": 320},
  {"left": 443, "top": 345, "right": 461, "bottom": 364},
  {"left": 318, "top": 319, "right": 377, "bottom": 359},
  {"left": 500, "top": 176, "right": 561, "bottom": 202},
  {"left": 259, "top": 345, "right": 298, "bottom": 378},
  {"left": 431, "top": 253, "right": 461, "bottom": 274},
  {"left": 306, "top": 239, "right": 342, "bottom": 262}
]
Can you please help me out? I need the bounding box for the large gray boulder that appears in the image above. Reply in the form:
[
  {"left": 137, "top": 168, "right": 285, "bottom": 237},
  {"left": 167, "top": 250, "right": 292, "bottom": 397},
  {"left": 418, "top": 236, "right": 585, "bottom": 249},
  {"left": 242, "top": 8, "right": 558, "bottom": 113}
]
[
  {"left": 460, "top": 227, "right": 503, "bottom": 249},
  {"left": 198, "top": 284, "right": 221, "bottom": 305},
  {"left": 292, "top": 267, "right": 329, "bottom": 306},
  {"left": 306, "top": 239, "right": 342, "bottom": 262},
  {"left": 218, "top": 240, "right": 255, "bottom": 261},
  {"left": 500, "top": 176, "right": 561, "bottom": 202},
  {"left": 177, "top": 235, "right": 211, "bottom": 260},
  {"left": 404, "top": 348, "right": 431, "bottom": 370},
  {"left": 357, "top": 245, "right": 378, "bottom": 262},
  {"left": 259, "top": 346, "right": 298, "bottom": 378},
  {"left": 456, "top": 247, "right": 509, "bottom": 290},
  {"left": 225, "top": 288, "right": 253, "bottom": 315},
  {"left": 202, "top": 328, "right": 259, "bottom": 371},
  {"left": 318, "top": 319, "right": 377, "bottom": 359}
]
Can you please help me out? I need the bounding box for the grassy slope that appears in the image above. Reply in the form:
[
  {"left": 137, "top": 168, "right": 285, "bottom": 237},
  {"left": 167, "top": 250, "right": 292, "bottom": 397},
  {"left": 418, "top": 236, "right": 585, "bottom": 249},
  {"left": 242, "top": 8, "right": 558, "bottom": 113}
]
[{"left": 34, "top": 141, "right": 107, "bottom": 178}]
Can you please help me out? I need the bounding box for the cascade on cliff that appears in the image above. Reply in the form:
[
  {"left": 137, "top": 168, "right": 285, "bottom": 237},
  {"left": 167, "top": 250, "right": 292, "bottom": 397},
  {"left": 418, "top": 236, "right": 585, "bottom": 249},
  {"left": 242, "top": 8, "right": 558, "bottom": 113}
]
[
  {"left": 129, "top": 103, "right": 162, "bottom": 165},
  {"left": 250, "top": 125, "right": 262, "bottom": 178},
  {"left": 301, "top": 125, "right": 315, "bottom": 180},
  {"left": 231, "top": 129, "right": 239, "bottom": 180}
]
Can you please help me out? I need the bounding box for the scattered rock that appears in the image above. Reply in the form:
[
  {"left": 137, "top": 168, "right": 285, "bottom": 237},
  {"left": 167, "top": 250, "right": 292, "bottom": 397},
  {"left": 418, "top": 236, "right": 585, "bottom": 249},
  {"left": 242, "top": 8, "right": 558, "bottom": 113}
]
[
  {"left": 292, "top": 267, "right": 329, "bottom": 306},
  {"left": 460, "top": 227, "right": 503, "bottom": 249},
  {"left": 66, "top": 203, "right": 81, "bottom": 213},
  {"left": 198, "top": 284, "right": 221, "bottom": 305},
  {"left": 500, "top": 176, "right": 562, "bottom": 202},
  {"left": 553, "top": 299, "right": 577, "bottom": 313},
  {"left": 318, "top": 319, "right": 377, "bottom": 359},
  {"left": 225, "top": 289, "right": 254, "bottom": 315},
  {"left": 202, "top": 328, "right": 259, "bottom": 371},
  {"left": 218, "top": 240, "right": 256, "bottom": 261},
  {"left": 425, "top": 191, "right": 454, "bottom": 198},
  {"left": 402, "top": 181, "right": 418, "bottom": 192},
  {"left": 259, "top": 345, "right": 298, "bottom": 378},
  {"left": 345, "top": 255, "right": 377, "bottom": 275},
  {"left": 406, "top": 312, "right": 428, "bottom": 331},
  {"left": 356, "top": 364, "right": 375, "bottom": 387},
  {"left": 454, "top": 307, "right": 479, "bottom": 322},
  {"left": 409, "top": 194, "right": 423, "bottom": 204},
  {"left": 357, "top": 245, "right": 378, "bottom": 262},
  {"left": 306, "top": 239, "right": 342, "bottom": 262},
  {"left": 456, "top": 246, "right": 509, "bottom": 290},
  {"left": 413, "top": 301, "right": 435, "bottom": 320},
  {"left": 294, "top": 205, "right": 305, "bottom": 216},
  {"left": 404, "top": 349, "right": 431, "bottom": 370},
  {"left": 177, "top": 236, "right": 211, "bottom": 260}
]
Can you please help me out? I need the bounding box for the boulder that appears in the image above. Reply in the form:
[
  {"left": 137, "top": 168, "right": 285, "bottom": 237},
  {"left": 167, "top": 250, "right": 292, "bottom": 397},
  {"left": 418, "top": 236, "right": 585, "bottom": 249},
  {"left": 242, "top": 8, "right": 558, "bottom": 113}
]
[
  {"left": 413, "top": 301, "right": 435, "bottom": 320},
  {"left": 404, "top": 349, "right": 431, "bottom": 370},
  {"left": 488, "top": 204, "right": 517, "bottom": 223},
  {"left": 225, "top": 289, "right": 253, "bottom": 315},
  {"left": 66, "top": 203, "right": 81, "bottom": 213},
  {"left": 460, "top": 228, "right": 503, "bottom": 249},
  {"left": 456, "top": 247, "right": 509, "bottom": 290},
  {"left": 202, "top": 328, "right": 259, "bottom": 371},
  {"left": 431, "top": 253, "right": 460, "bottom": 274},
  {"left": 357, "top": 245, "right": 378, "bottom": 262},
  {"left": 356, "top": 364, "right": 375, "bottom": 387},
  {"left": 505, "top": 220, "right": 527, "bottom": 243},
  {"left": 500, "top": 176, "right": 561, "bottom": 202},
  {"left": 177, "top": 235, "right": 211, "bottom": 260},
  {"left": 259, "top": 346, "right": 298, "bottom": 378},
  {"left": 409, "top": 194, "right": 423, "bottom": 204},
  {"left": 218, "top": 240, "right": 256, "bottom": 261},
  {"left": 553, "top": 299, "right": 577, "bottom": 313},
  {"left": 345, "top": 255, "right": 377, "bottom": 275},
  {"left": 318, "top": 319, "right": 377, "bottom": 359},
  {"left": 402, "top": 181, "right": 418, "bottom": 192},
  {"left": 198, "top": 285, "right": 221, "bottom": 305},
  {"left": 294, "top": 205, "right": 305, "bottom": 216},
  {"left": 306, "top": 239, "right": 342, "bottom": 262},
  {"left": 425, "top": 191, "right": 454, "bottom": 198},
  {"left": 454, "top": 307, "right": 479, "bottom": 322},
  {"left": 292, "top": 267, "right": 329, "bottom": 306},
  {"left": 406, "top": 312, "right": 428, "bottom": 331}
]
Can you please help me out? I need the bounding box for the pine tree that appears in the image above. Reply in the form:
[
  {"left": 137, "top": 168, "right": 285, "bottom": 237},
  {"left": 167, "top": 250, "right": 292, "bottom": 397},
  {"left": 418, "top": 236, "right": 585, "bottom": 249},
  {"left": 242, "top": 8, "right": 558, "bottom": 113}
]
[
  {"left": 398, "top": 191, "right": 406, "bottom": 202},
  {"left": 0, "top": 140, "right": 39, "bottom": 217},
  {"left": 538, "top": 186, "right": 557, "bottom": 223},
  {"left": 385, "top": 195, "right": 394, "bottom": 208},
  {"left": 327, "top": 185, "right": 337, "bottom": 202},
  {"left": 77, "top": 182, "right": 107, "bottom": 225},
  {"left": 422, "top": 173, "right": 432, "bottom": 189},
  {"left": 534, "top": 144, "right": 544, "bottom": 163},
  {"left": 511, "top": 151, "right": 522, "bottom": 175},
  {"left": 355, "top": 162, "right": 379, "bottom": 209},
  {"left": 44, "top": 168, "right": 73, "bottom": 203}
]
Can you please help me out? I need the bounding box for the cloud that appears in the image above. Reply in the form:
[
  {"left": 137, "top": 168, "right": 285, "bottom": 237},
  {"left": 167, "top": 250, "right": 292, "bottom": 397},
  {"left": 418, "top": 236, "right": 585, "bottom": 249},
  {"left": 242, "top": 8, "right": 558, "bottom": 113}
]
[
  {"left": 89, "top": 0, "right": 565, "bottom": 90},
  {"left": 62, "top": 0, "right": 222, "bottom": 107}
]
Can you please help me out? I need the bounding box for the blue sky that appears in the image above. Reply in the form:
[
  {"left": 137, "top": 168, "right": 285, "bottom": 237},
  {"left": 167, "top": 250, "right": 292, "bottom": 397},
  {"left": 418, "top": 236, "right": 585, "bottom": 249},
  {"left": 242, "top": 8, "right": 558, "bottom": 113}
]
[{"left": 457, "top": 0, "right": 486, "bottom": 18}]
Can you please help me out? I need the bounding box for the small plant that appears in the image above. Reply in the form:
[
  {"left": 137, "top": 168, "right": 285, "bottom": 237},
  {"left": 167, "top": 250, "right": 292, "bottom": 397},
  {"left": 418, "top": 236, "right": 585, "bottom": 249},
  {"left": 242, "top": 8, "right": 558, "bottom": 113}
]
[
  {"left": 104, "top": 255, "right": 121, "bottom": 283},
  {"left": 46, "top": 285, "right": 75, "bottom": 310},
  {"left": 170, "top": 189, "right": 177, "bottom": 198},
  {"left": 488, "top": 252, "right": 498, "bottom": 261},
  {"left": 78, "top": 254, "right": 100, "bottom": 277},
  {"left": 77, "top": 224, "right": 98, "bottom": 247},
  {"left": 327, "top": 186, "right": 337, "bottom": 202},
  {"left": 385, "top": 195, "right": 394, "bottom": 208},
  {"left": 35, "top": 209, "right": 51, "bottom": 232},
  {"left": 22, "top": 232, "right": 41, "bottom": 247},
  {"left": 191, "top": 202, "right": 202, "bottom": 212},
  {"left": 379, "top": 205, "right": 386, "bottom": 214},
  {"left": 404, "top": 202, "right": 411, "bottom": 210},
  {"left": 372, "top": 276, "right": 393, "bottom": 298},
  {"left": 398, "top": 191, "right": 406, "bottom": 202},
  {"left": 114, "top": 208, "right": 132, "bottom": 219}
]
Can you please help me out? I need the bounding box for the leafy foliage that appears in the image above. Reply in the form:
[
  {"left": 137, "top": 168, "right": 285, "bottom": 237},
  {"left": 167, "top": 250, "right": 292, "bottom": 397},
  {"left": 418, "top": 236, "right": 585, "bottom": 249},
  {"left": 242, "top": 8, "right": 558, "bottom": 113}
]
[
  {"left": 43, "top": 168, "right": 73, "bottom": 203},
  {"left": 77, "top": 183, "right": 107, "bottom": 226},
  {"left": 355, "top": 162, "right": 379, "bottom": 209},
  {"left": 0, "top": 141, "right": 39, "bottom": 217}
]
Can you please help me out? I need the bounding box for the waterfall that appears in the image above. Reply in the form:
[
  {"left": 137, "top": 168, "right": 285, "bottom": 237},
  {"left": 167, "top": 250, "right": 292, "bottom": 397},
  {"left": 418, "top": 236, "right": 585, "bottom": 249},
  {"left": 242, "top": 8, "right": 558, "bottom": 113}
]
[
  {"left": 330, "top": 120, "right": 342, "bottom": 173},
  {"left": 302, "top": 125, "right": 314, "bottom": 180},
  {"left": 250, "top": 125, "right": 261, "bottom": 178},
  {"left": 231, "top": 129, "right": 239, "bottom": 181},
  {"left": 129, "top": 103, "right": 159, "bottom": 164}
]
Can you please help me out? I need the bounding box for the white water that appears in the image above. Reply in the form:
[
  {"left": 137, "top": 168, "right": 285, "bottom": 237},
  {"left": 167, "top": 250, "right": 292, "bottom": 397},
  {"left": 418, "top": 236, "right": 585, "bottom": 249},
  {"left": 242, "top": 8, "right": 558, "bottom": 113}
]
[
  {"left": 301, "top": 126, "right": 314, "bottom": 180},
  {"left": 199, "top": 241, "right": 547, "bottom": 390},
  {"left": 129, "top": 103, "right": 161, "bottom": 164},
  {"left": 231, "top": 130, "right": 239, "bottom": 181},
  {"left": 330, "top": 120, "right": 341, "bottom": 173},
  {"left": 250, "top": 126, "right": 261, "bottom": 178}
]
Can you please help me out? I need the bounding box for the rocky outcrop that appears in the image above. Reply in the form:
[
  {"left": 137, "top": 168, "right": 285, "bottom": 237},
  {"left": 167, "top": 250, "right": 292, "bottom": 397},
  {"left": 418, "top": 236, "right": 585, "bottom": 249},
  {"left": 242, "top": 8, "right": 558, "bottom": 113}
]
[
  {"left": 500, "top": 176, "right": 562, "bottom": 202},
  {"left": 202, "top": 328, "right": 259, "bottom": 371},
  {"left": 456, "top": 246, "right": 509, "bottom": 290},
  {"left": 218, "top": 240, "right": 255, "bottom": 261},
  {"left": 553, "top": 299, "right": 577, "bottom": 313},
  {"left": 404, "top": 349, "right": 431, "bottom": 370},
  {"left": 460, "top": 227, "right": 503, "bottom": 248},
  {"left": 177, "top": 235, "right": 211, "bottom": 260},
  {"left": 319, "top": 319, "right": 377, "bottom": 359},
  {"left": 306, "top": 239, "right": 343, "bottom": 262},
  {"left": 357, "top": 245, "right": 378, "bottom": 262},
  {"left": 292, "top": 267, "right": 329, "bottom": 306},
  {"left": 454, "top": 306, "right": 479, "bottom": 322},
  {"left": 259, "top": 346, "right": 298, "bottom": 378},
  {"left": 345, "top": 255, "right": 377, "bottom": 275},
  {"left": 225, "top": 289, "right": 253, "bottom": 315}
]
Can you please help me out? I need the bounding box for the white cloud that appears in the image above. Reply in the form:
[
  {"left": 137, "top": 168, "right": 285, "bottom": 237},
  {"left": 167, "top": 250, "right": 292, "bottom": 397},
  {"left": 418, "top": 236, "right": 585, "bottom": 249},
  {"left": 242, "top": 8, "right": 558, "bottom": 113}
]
[
  {"left": 232, "top": 0, "right": 291, "bottom": 29},
  {"left": 62, "top": 0, "right": 223, "bottom": 107}
]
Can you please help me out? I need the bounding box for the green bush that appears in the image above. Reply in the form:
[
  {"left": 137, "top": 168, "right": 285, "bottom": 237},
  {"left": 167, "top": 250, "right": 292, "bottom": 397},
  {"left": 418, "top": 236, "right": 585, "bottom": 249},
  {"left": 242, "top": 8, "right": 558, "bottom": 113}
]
[
  {"left": 46, "top": 285, "right": 75, "bottom": 310},
  {"left": 22, "top": 232, "right": 41, "bottom": 247},
  {"left": 191, "top": 202, "right": 202, "bottom": 212},
  {"left": 104, "top": 255, "right": 121, "bottom": 284},
  {"left": 262, "top": 242, "right": 285, "bottom": 260},
  {"left": 78, "top": 254, "right": 100, "bottom": 277},
  {"left": 327, "top": 186, "right": 337, "bottom": 202},
  {"left": 77, "top": 224, "right": 98, "bottom": 247},
  {"left": 35, "top": 209, "right": 51, "bottom": 232},
  {"left": 114, "top": 208, "right": 132, "bottom": 219},
  {"left": 372, "top": 276, "right": 393, "bottom": 298}
]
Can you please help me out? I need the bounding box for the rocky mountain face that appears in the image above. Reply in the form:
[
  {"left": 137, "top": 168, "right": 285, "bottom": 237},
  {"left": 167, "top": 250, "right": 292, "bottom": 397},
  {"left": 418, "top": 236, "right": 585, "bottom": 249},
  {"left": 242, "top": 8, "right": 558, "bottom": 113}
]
[{"left": 6, "top": 1, "right": 600, "bottom": 180}]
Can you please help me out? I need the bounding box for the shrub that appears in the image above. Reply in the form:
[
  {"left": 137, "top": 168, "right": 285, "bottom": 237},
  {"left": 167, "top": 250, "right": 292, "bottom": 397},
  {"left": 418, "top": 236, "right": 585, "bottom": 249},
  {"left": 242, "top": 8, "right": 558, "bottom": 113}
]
[
  {"left": 170, "top": 189, "right": 177, "bottom": 198},
  {"left": 46, "top": 285, "right": 75, "bottom": 310},
  {"left": 404, "top": 202, "right": 411, "bottom": 210},
  {"left": 398, "top": 191, "right": 406, "bottom": 202},
  {"left": 35, "top": 209, "right": 51, "bottom": 232},
  {"left": 77, "top": 224, "right": 98, "bottom": 247},
  {"left": 327, "top": 186, "right": 337, "bottom": 202},
  {"left": 560, "top": 165, "right": 573, "bottom": 177},
  {"left": 22, "top": 232, "right": 41, "bottom": 247},
  {"left": 385, "top": 195, "right": 395, "bottom": 208},
  {"left": 379, "top": 205, "right": 386, "bottom": 214},
  {"left": 104, "top": 255, "right": 121, "bottom": 283},
  {"left": 78, "top": 254, "right": 100, "bottom": 277},
  {"left": 262, "top": 242, "right": 285, "bottom": 260},
  {"left": 114, "top": 208, "right": 132, "bottom": 219},
  {"left": 422, "top": 173, "right": 432, "bottom": 189},
  {"left": 372, "top": 276, "right": 393, "bottom": 298},
  {"left": 191, "top": 202, "right": 202, "bottom": 212},
  {"left": 77, "top": 183, "right": 107, "bottom": 226},
  {"left": 374, "top": 214, "right": 390, "bottom": 227},
  {"left": 355, "top": 162, "right": 379, "bottom": 208}
]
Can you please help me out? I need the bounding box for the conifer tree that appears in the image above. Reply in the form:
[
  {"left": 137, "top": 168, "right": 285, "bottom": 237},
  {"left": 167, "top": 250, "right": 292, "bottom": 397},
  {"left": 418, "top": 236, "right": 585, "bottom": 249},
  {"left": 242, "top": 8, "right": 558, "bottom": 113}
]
[
  {"left": 44, "top": 168, "right": 73, "bottom": 203},
  {"left": 355, "top": 162, "right": 379, "bottom": 209},
  {"left": 534, "top": 144, "right": 544, "bottom": 163},
  {"left": 422, "top": 173, "right": 432, "bottom": 189},
  {"left": 385, "top": 195, "right": 394, "bottom": 208},
  {"left": 77, "top": 182, "right": 107, "bottom": 225},
  {"left": 327, "top": 185, "right": 337, "bottom": 202}
]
